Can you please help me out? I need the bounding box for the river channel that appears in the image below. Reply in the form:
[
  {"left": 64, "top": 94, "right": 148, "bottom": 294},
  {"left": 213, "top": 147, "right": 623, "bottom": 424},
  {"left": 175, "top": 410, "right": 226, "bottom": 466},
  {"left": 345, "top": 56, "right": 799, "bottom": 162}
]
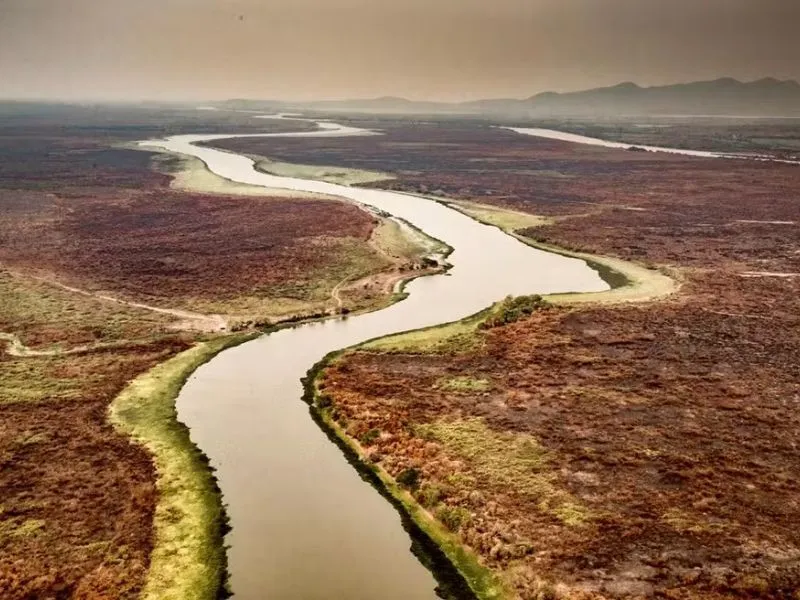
[{"left": 140, "top": 120, "right": 609, "bottom": 599}]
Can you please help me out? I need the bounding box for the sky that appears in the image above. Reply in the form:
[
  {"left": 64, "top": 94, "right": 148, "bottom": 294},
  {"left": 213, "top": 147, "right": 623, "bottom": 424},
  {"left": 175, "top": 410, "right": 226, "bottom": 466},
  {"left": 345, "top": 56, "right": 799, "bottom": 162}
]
[{"left": 1, "top": 0, "right": 799, "bottom": 102}]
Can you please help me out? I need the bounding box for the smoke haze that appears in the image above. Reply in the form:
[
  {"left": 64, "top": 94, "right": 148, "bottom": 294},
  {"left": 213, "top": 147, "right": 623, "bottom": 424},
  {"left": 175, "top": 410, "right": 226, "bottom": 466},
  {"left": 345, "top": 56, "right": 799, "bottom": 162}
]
[{"left": 1, "top": 0, "right": 798, "bottom": 101}]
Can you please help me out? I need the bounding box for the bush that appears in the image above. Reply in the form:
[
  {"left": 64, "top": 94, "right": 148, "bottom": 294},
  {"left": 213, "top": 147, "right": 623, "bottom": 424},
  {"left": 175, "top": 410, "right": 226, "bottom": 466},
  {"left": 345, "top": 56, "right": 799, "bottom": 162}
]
[
  {"left": 481, "top": 295, "right": 546, "bottom": 329},
  {"left": 417, "top": 483, "right": 443, "bottom": 507},
  {"left": 396, "top": 468, "right": 421, "bottom": 490},
  {"left": 436, "top": 505, "right": 471, "bottom": 532},
  {"left": 359, "top": 428, "right": 380, "bottom": 445}
]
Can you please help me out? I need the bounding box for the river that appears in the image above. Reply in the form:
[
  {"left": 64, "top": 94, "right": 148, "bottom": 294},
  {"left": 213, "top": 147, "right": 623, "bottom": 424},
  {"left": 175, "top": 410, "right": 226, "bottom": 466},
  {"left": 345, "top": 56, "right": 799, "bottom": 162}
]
[
  {"left": 139, "top": 120, "right": 608, "bottom": 599},
  {"left": 504, "top": 126, "right": 800, "bottom": 165}
]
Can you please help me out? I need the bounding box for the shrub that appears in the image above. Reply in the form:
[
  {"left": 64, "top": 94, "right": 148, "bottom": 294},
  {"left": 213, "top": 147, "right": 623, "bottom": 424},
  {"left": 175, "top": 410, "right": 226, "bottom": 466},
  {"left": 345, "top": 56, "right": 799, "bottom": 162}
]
[
  {"left": 417, "top": 483, "right": 443, "bottom": 507},
  {"left": 396, "top": 467, "right": 421, "bottom": 490},
  {"left": 359, "top": 428, "right": 380, "bottom": 445},
  {"left": 481, "top": 295, "right": 546, "bottom": 329},
  {"left": 436, "top": 505, "right": 471, "bottom": 532}
]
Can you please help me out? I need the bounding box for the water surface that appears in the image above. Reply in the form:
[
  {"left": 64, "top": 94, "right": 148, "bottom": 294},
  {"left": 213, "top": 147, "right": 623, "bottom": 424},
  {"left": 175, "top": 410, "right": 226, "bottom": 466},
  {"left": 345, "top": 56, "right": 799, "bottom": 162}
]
[{"left": 505, "top": 126, "right": 800, "bottom": 164}]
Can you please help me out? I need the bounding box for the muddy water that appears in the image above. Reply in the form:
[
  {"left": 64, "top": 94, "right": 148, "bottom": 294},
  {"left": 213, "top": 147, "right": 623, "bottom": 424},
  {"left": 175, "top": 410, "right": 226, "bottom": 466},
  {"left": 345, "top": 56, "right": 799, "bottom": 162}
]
[
  {"left": 505, "top": 126, "right": 800, "bottom": 165},
  {"left": 140, "top": 123, "right": 608, "bottom": 599}
]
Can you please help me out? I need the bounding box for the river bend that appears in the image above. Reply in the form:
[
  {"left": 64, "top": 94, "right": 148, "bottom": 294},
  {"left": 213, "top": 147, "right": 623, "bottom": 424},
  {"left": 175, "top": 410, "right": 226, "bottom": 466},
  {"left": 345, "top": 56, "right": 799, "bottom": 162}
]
[{"left": 140, "top": 120, "right": 608, "bottom": 599}]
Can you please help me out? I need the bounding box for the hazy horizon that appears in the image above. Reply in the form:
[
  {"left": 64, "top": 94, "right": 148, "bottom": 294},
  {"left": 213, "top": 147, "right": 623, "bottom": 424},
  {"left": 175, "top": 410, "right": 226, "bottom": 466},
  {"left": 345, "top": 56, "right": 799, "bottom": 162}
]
[{"left": 2, "top": 0, "right": 799, "bottom": 103}]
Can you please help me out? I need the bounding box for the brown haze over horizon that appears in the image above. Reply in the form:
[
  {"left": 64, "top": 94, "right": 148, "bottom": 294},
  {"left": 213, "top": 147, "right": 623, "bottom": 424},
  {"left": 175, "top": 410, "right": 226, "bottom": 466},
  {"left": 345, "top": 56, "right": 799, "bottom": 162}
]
[{"left": 1, "top": 0, "right": 798, "bottom": 103}]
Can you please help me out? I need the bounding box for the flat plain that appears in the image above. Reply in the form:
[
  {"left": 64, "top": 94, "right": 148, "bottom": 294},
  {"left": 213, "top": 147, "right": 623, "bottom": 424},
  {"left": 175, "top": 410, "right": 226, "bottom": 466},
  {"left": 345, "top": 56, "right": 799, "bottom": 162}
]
[
  {"left": 0, "top": 105, "right": 424, "bottom": 598},
  {"left": 220, "top": 119, "right": 800, "bottom": 598},
  {"left": 3, "top": 105, "right": 799, "bottom": 599}
]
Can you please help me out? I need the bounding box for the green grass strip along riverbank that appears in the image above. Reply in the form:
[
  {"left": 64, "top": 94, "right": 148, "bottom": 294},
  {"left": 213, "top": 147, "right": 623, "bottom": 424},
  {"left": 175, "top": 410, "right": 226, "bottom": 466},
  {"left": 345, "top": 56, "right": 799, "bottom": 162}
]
[
  {"left": 110, "top": 333, "right": 258, "bottom": 600},
  {"left": 303, "top": 342, "right": 511, "bottom": 600},
  {"left": 441, "top": 199, "right": 678, "bottom": 303}
]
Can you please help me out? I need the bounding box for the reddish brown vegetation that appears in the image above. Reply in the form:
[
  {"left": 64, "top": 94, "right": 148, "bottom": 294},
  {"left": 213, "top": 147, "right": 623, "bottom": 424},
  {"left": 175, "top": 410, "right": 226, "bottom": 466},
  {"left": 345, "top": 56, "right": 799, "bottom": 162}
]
[
  {"left": 0, "top": 109, "right": 364, "bottom": 599},
  {"left": 0, "top": 339, "right": 191, "bottom": 599},
  {"left": 0, "top": 127, "right": 377, "bottom": 308},
  {"left": 325, "top": 271, "right": 800, "bottom": 598},
  {"left": 297, "top": 122, "right": 800, "bottom": 598},
  {"left": 0, "top": 187, "right": 374, "bottom": 305}
]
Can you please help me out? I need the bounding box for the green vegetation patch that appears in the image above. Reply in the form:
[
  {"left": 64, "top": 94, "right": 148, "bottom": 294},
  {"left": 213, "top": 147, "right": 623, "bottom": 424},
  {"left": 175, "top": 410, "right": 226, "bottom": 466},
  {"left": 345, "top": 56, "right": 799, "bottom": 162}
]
[
  {"left": 438, "top": 376, "right": 491, "bottom": 393},
  {"left": 255, "top": 158, "right": 393, "bottom": 186},
  {"left": 416, "top": 418, "right": 591, "bottom": 526},
  {"left": 0, "top": 342, "right": 181, "bottom": 406},
  {"left": 0, "top": 355, "right": 86, "bottom": 404},
  {"left": 0, "top": 517, "right": 46, "bottom": 540},
  {"left": 661, "top": 507, "right": 728, "bottom": 535},
  {"left": 481, "top": 295, "right": 546, "bottom": 329},
  {"left": 0, "top": 270, "right": 172, "bottom": 350},
  {"left": 110, "top": 334, "right": 256, "bottom": 600},
  {"left": 363, "top": 309, "right": 489, "bottom": 355},
  {"left": 363, "top": 295, "right": 549, "bottom": 356},
  {"left": 371, "top": 219, "right": 429, "bottom": 262},
  {"left": 436, "top": 505, "right": 472, "bottom": 532},
  {"left": 449, "top": 201, "right": 553, "bottom": 233}
]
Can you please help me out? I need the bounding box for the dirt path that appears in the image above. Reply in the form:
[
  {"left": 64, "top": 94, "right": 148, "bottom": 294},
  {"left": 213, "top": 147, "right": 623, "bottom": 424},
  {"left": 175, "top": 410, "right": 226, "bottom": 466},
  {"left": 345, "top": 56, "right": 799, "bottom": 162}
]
[
  {"left": 330, "top": 276, "right": 350, "bottom": 309},
  {"left": 27, "top": 274, "right": 228, "bottom": 332},
  {"left": 740, "top": 271, "right": 800, "bottom": 278},
  {"left": 0, "top": 331, "right": 132, "bottom": 357}
]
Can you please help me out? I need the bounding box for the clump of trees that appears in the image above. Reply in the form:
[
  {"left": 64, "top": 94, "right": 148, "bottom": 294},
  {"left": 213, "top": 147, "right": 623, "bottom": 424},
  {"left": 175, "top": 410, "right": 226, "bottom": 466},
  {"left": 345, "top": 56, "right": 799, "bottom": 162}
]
[
  {"left": 481, "top": 295, "right": 546, "bottom": 329},
  {"left": 397, "top": 467, "right": 421, "bottom": 490}
]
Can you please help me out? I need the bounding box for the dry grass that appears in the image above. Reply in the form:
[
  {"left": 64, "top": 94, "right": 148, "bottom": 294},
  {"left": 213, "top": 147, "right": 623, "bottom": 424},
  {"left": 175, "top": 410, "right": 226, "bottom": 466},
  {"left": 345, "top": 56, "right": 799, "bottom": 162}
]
[
  {"left": 0, "top": 270, "right": 174, "bottom": 350},
  {"left": 370, "top": 218, "right": 430, "bottom": 262},
  {"left": 437, "top": 376, "right": 491, "bottom": 393},
  {"left": 254, "top": 157, "right": 393, "bottom": 186},
  {"left": 362, "top": 312, "right": 486, "bottom": 354},
  {"left": 154, "top": 153, "right": 330, "bottom": 199},
  {"left": 416, "top": 418, "right": 591, "bottom": 526},
  {"left": 448, "top": 200, "right": 553, "bottom": 232}
]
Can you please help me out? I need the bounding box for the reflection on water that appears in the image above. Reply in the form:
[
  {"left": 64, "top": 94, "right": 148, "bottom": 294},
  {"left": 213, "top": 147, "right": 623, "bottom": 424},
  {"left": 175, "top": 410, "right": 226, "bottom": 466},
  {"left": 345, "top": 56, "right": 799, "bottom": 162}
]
[{"left": 140, "top": 122, "right": 608, "bottom": 599}]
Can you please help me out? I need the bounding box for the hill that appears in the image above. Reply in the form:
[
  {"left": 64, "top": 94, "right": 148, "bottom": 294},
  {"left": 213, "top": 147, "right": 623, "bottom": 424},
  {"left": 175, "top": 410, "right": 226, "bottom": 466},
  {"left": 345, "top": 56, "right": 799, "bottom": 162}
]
[{"left": 221, "top": 78, "right": 800, "bottom": 117}]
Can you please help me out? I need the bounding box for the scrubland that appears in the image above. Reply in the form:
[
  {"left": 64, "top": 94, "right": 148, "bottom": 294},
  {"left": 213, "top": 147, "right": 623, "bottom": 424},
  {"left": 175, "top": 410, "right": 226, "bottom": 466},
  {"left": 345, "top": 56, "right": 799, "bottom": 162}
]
[
  {"left": 292, "top": 120, "right": 800, "bottom": 599},
  {"left": 0, "top": 105, "right": 429, "bottom": 598}
]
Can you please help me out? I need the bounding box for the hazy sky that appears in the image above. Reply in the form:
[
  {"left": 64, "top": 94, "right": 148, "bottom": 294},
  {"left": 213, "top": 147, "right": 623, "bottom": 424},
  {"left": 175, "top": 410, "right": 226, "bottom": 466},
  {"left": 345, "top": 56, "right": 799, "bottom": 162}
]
[{"left": 1, "top": 0, "right": 798, "bottom": 101}]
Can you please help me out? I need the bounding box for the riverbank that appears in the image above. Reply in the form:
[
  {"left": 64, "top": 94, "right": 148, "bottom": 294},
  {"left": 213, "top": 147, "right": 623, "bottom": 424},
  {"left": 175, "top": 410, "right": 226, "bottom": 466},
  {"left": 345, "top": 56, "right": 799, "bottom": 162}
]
[
  {"left": 143, "top": 144, "right": 449, "bottom": 326},
  {"left": 304, "top": 346, "right": 510, "bottom": 600},
  {"left": 110, "top": 333, "right": 258, "bottom": 600},
  {"left": 305, "top": 254, "right": 645, "bottom": 600},
  {"left": 441, "top": 199, "right": 679, "bottom": 304},
  {"left": 305, "top": 299, "right": 571, "bottom": 599}
]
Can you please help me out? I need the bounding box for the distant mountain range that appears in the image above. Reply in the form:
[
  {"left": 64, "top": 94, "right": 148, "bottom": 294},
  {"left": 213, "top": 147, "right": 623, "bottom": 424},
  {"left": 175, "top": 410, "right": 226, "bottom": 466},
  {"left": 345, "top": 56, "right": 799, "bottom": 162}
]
[{"left": 221, "top": 77, "right": 800, "bottom": 117}]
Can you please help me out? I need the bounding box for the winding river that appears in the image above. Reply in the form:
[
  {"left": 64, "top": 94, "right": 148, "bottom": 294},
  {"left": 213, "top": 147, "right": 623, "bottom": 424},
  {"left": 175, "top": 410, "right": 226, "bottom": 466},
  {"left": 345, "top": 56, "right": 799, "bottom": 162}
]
[
  {"left": 140, "top": 121, "right": 608, "bottom": 599},
  {"left": 505, "top": 126, "right": 800, "bottom": 165}
]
